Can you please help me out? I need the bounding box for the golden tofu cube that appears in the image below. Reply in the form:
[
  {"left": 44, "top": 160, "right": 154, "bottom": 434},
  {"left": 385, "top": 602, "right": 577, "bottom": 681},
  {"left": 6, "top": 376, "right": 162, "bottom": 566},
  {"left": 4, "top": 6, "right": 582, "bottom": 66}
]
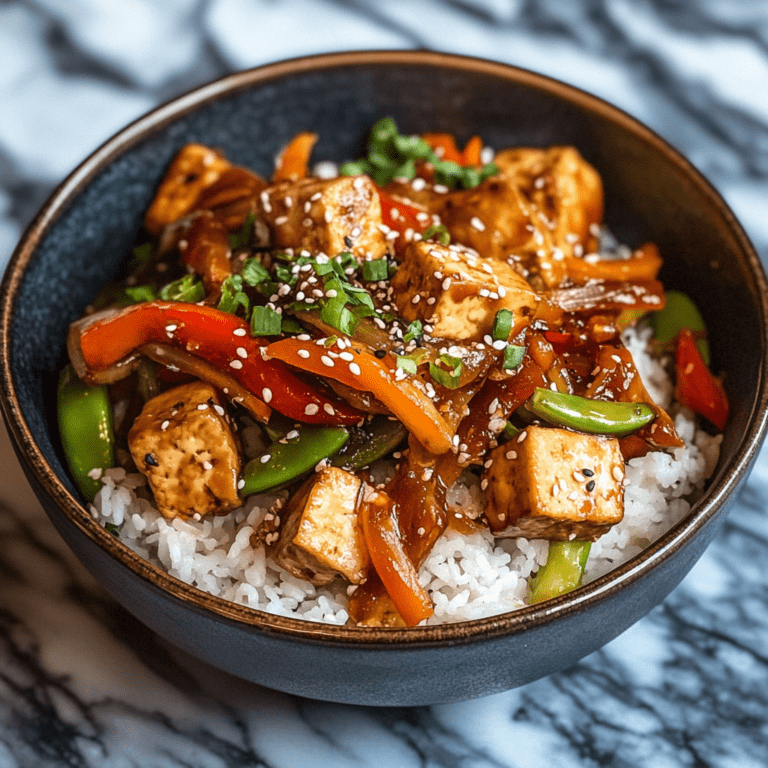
[
  {"left": 128, "top": 382, "right": 241, "bottom": 519},
  {"left": 260, "top": 175, "right": 388, "bottom": 261},
  {"left": 391, "top": 240, "right": 539, "bottom": 341},
  {"left": 269, "top": 467, "right": 369, "bottom": 586},
  {"left": 483, "top": 426, "right": 624, "bottom": 541}
]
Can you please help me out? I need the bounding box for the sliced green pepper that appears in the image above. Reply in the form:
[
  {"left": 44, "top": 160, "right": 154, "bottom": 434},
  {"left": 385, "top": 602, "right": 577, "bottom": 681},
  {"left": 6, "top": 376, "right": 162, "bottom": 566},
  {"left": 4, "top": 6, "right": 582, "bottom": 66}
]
[
  {"left": 527, "top": 388, "right": 655, "bottom": 438},
  {"left": 528, "top": 541, "right": 591, "bottom": 604},
  {"left": 650, "top": 290, "right": 710, "bottom": 365},
  {"left": 57, "top": 365, "right": 115, "bottom": 501},
  {"left": 240, "top": 425, "right": 349, "bottom": 496},
  {"left": 330, "top": 416, "right": 408, "bottom": 470}
]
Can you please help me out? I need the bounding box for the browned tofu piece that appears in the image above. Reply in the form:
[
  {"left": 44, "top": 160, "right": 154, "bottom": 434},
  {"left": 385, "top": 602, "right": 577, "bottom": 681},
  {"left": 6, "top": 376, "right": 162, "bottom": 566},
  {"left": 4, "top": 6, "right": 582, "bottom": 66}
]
[
  {"left": 391, "top": 240, "right": 539, "bottom": 341},
  {"left": 128, "top": 382, "right": 241, "bottom": 519},
  {"left": 259, "top": 175, "right": 388, "bottom": 261},
  {"left": 482, "top": 426, "right": 624, "bottom": 541},
  {"left": 267, "top": 467, "right": 369, "bottom": 586},
  {"left": 144, "top": 144, "right": 232, "bottom": 235},
  {"left": 435, "top": 146, "right": 603, "bottom": 287}
]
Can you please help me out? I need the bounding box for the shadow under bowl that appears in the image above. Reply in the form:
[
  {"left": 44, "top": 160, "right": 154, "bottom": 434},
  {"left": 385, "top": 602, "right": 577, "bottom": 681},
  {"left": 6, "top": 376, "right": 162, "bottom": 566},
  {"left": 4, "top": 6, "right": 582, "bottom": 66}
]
[{"left": 2, "top": 50, "right": 767, "bottom": 706}]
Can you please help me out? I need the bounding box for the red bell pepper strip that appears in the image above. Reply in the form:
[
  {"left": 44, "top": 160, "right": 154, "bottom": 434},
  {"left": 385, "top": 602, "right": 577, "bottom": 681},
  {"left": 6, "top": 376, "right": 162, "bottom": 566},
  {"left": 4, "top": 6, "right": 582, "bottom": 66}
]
[
  {"left": 266, "top": 336, "right": 454, "bottom": 454},
  {"left": 421, "top": 133, "right": 484, "bottom": 166},
  {"left": 376, "top": 187, "right": 429, "bottom": 256},
  {"left": 360, "top": 488, "right": 433, "bottom": 627},
  {"left": 72, "top": 301, "right": 363, "bottom": 425},
  {"left": 675, "top": 328, "right": 729, "bottom": 430}
]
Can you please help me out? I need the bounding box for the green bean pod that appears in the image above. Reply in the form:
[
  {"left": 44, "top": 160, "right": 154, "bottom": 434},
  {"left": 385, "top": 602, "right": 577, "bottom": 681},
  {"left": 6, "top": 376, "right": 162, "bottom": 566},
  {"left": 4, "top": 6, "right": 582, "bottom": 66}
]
[
  {"left": 527, "top": 388, "right": 655, "bottom": 438},
  {"left": 57, "top": 365, "right": 115, "bottom": 501},
  {"left": 240, "top": 425, "right": 349, "bottom": 496},
  {"left": 528, "top": 541, "right": 592, "bottom": 605}
]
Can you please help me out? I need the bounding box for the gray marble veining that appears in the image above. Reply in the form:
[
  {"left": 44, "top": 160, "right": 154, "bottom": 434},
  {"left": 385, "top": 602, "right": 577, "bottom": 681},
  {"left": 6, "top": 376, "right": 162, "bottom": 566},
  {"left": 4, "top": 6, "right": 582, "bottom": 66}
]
[{"left": 1, "top": 1, "right": 767, "bottom": 766}]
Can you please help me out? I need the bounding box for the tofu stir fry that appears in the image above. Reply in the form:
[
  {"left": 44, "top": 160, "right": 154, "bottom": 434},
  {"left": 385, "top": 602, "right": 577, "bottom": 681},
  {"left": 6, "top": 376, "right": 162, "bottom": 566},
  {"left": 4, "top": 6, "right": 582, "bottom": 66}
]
[{"left": 60, "top": 118, "right": 729, "bottom": 626}]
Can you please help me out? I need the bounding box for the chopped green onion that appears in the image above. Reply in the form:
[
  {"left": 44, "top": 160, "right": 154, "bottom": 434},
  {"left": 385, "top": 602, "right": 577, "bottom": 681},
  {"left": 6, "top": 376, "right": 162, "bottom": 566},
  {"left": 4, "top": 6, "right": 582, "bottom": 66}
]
[
  {"left": 403, "top": 320, "right": 423, "bottom": 343},
  {"left": 339, "top": 159, "right": 373, "bottom": 177},
  {"left": 361, "top": 259, "right": 389, "bottom": 282},
  {"left": 422, "top": 224, "right": 451, "bottom": 246},
  {"left": 492, "top": 309, "right": 514, "bottom": 341},
  {"left": 395, "top": 348, "right": 428, "bottom": 375},
  {"left": 105, "top": 522, "right": 121, "bottom": 536},
  {"left": 321, "top": 295, "right": 359, "bottom": 336},
  {"left": 503, "top": 344, "right": 526, "bottom": 370},
  {"left": 323, "top": 335, "right": 339, "bottom": 348},
  {"left": 159, "top": 274, "right": 205, "bottom": 303},
  {"left": 430, "top": 353, "right": 463, "bottom": 389},
  {"left": 229, "top": 212, "right": 255, "bottom": 250},
  {"left": 218, "top": 275, "right": 250, "bottom": 315},
  {"left": 250, "top": 306, "right": 282, "bottom": 336},
  {"left": 242, "top": 257, "right": 271, "bottom": 286}
]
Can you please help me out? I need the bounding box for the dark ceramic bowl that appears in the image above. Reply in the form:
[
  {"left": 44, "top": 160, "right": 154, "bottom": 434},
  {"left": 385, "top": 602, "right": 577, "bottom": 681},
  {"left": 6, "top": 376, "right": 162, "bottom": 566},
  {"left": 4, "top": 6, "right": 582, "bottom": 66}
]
[{"left": 2, "top": 51, "right": 767, "bottom": 706}]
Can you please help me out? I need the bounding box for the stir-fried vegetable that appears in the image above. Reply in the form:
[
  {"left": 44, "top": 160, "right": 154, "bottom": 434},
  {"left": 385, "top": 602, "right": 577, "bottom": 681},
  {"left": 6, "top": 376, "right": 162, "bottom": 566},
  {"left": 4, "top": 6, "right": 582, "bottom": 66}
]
[
  {"left": 529, "top": 541, "right": 592, "bottom": 604},
  {"left": 58, "top": 365, "right": 115, "bottom": 501},
  {"left": 527, "top": 388, "right": 656, "bottom": 437}
]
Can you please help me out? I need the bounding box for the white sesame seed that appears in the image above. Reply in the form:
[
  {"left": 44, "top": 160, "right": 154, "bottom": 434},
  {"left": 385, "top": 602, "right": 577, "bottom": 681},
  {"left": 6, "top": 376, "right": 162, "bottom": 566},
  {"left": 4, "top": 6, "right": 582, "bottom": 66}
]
[
  {"left": 202, "top": 460, "right": 213, "bottom": 470},
  {"left": 517, "top": 431, "right": 527, "bottom": 443},
  {"left": 480, "top": 478, "right": 489, "bottom": 491},
  {"left": 165, "top": 324, "right": 177, "bottom": 332},
  {"left": 161, "top": 420, "right": 170, "bottom": 431},
  {"left": 470, "top": 216, "right": 486, "bottom": 231},
  {"left": 197, "top": 403, "right": 208, "bottom": 411},
  {"left": 233, "top": 327, "right": 247, "bottom": 337},
  {"left": 506, "top": 450, "right": 517, "bottom": 460},
  {"left": 411, "top": 294, "right": 421, "bottom": 304},
  {"left": 573, "top": 471, "right": 585, "bottom": 482},
  {"left": 321, "top": 355, "right": 335, "bottom": 367},
  {"left": 262, "top": 388, "right": 273, "bottom": 403},
  {"left": 260, "top": 454, "right": 271, "bottom": 464},
  {"left": 229, "top": 360, "right": 243, "bottom": 369},
  {"left": 236, "top": 347, "right": 247, "bottom": 359},
  {"left": 339, "top": 351, "right": 354, "bottom": 362},
  {"left": 323, "top": 403, "right": 335, "bottom": 415},
  {"left": 568, "top": 491, "right": 579, "bottom": 501},
  {"left": 349, "top": 362, "right": 361, "bottom": 376},
  {"left": 305, "top": 403, "right": 319, "bottom": 416},
  {"left": 297, "top": 349, "right": 310, "bottom": 359},
  {"left": 237, "top": 479, "right": 245, "bottom": 489},
  {"left": 274, "top": 215, "right": 288, "bottom": 226},
  {"left": 612, "top": 466, "right": 623, "bottom": 482},
  {"left": 552, "top": 483, "right": 560, "bottom": 497}
]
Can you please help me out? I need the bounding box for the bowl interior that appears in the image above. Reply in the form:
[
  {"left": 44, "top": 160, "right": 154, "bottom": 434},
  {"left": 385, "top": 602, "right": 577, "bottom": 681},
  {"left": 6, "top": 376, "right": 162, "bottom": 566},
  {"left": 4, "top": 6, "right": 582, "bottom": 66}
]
[{"left": 4, "top": 51, "right": 767, "bottom": 640}]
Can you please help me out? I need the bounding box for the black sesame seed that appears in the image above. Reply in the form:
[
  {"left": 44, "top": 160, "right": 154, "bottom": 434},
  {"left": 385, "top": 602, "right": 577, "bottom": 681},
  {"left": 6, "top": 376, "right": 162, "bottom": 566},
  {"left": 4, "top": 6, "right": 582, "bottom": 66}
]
[
  {"left": 582, "top": 468, "right": 594, "bottom": 477},
  {"left": 145, "top": 453, "right": 159, "bottom": 467},
  {"left": 586, "top": 480, "right": 596, "bottom": 492},
  {"left": 374, "top": 350, "right": 387, "bottom": 359},
  {"left": 344, "top": 236, "right": 354, "bottom": 248}
]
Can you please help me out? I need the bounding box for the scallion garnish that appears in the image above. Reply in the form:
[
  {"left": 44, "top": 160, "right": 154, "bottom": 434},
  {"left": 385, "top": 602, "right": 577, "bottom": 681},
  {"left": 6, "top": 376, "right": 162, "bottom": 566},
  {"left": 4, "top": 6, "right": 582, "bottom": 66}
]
[
  {"left": 280, "top": 316, "right": 304, "bottom": 334},
  {"left": 250, "top": 305, "right": 282, "bottom": 336},
  {"left": 119, "top": 284, "right": 158, "bottom": 305},
  {"left": 429, "top": 353, "right": 463, "bottom": 389},
  {"left": 218, "top": 274, "right": 250, "bottom": 316},
  {"left": 492, "top": 309, "right": 514, "bottom": 341},
  {"left": 403, "top": 320, "right": 423, "bottom": 343},
  {"left": 502, "top": 421, "right": 521, "bottom": 440},
  {"left": 503, "top": 344, "right": 526, "bottom": 370},
  {"left": 361, "top": 258, "right": 389, "bottom": 282},
  {"left": 105, "top": 522, "right": 121, "bottom": 536},
  {"left": 159, "top": 274, "right": 205, "bottom": 303},
  {"left": 242, "top": 257, "right": 271, "bottom": 287},
  {"left": 422, "top": 224, "right": 451, "bottom": 246},
  {"left": 395, "top": 348, "right": 428, "bottom": 375}
]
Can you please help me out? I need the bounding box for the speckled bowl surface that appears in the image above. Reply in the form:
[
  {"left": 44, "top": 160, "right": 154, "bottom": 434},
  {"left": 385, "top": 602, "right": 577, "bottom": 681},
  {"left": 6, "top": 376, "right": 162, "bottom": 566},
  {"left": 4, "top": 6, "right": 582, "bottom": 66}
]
[{"left": 2, "top": 51, "right": 767, "bottom": 706}]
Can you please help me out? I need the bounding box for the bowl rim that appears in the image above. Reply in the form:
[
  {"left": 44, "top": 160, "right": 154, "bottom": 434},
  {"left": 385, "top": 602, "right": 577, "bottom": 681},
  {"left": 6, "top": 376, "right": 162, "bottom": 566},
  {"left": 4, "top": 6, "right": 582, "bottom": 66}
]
[{"left": 2, "top": 49, "right": 767, "bottom": 647}]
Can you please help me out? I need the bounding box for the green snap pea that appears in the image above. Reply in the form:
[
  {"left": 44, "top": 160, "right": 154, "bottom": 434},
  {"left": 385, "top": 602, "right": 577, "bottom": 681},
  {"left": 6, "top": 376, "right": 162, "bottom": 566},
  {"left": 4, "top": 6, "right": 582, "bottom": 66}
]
[
  {"left": 528, "top": 541, "right": 591, "bottom": 605},
  {"left": 57, "top": 365, "right": 115, "bottom": 501},
  {"left": 650, "top": 290, "right": 710, "bottom": 365},
  {"left": 240, "top": 425, "right": 349, "bottom": 496},
  {"left": 527, "top": 388, "right": 655, "bottom": 437},
  {"left": 329, "top": 416, "right": 408, "bottom": 470}
]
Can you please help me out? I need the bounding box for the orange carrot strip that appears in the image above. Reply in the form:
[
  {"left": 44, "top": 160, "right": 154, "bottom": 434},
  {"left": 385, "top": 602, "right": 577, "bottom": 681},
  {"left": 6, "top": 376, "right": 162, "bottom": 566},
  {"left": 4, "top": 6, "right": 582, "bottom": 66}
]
[
  {"left": 266, "top": 337, "right": 454, "bottom": 454},
  {"left": 564, "top": 242, "right": 663, "bottom": 284},
  {"left": 461, "top": 135, "right": 483, "bottom": 166},
  {"left": 273, "top": 132, "right": 318, "bottom": 182}
]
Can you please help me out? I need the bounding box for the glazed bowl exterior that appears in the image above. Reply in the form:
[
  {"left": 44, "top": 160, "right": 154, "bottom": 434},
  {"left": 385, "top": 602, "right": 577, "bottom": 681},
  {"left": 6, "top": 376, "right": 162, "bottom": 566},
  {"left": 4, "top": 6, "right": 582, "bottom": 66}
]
[{"left": 2, "top": 51, "right": 767, "bottom": 706}]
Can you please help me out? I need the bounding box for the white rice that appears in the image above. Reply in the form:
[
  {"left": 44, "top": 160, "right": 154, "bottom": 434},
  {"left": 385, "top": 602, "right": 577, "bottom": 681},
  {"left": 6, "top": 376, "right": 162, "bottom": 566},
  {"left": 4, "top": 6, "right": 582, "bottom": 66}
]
[{"left": 89, "top": 325, "right": 721, "bottom": 625}]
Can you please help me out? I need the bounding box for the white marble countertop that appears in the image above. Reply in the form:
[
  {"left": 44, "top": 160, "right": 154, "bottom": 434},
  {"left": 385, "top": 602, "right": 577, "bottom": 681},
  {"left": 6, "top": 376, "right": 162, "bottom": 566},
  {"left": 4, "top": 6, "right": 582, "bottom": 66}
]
[{"left": 2, "top": 1, "right": 768, "bottom": 765}]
